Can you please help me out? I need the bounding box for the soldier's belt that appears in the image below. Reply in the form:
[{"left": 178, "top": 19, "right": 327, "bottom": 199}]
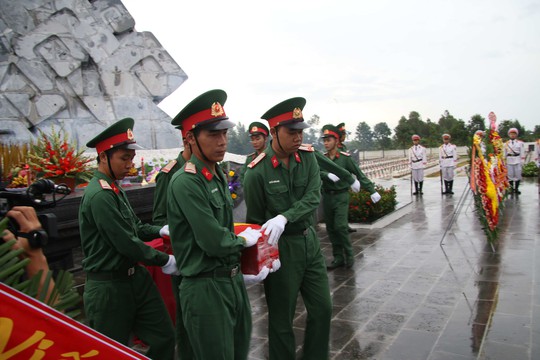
[
  {"left": 322, "top": 188, "right": 349, "bottom": 194},
  {"left": 442, "top": 156, "right": 453, "bottom": 159},
  {"left": 507, "top": 154, "right": 520, "bottom": 156},
  {"left": 283, "top": 228, "right": 309, "bottom": 236},
  {"left": 411, "top": 159, "right": 422, "bottom": 163},
  {"left": 189, "top": 264, "right": 240, "bottom": 279},
  {"left": 86, "top": 266, "right": 137, "bottom": 281}
]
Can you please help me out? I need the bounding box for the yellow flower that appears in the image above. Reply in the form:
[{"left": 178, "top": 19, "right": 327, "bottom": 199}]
[
  {"left": 231, "top": 193, "right": 237, "bottom": 199},
  {"left": 229, "top": 170, "right": 235, "bottom": 177}
]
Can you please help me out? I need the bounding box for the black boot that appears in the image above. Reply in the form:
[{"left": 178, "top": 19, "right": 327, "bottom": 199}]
[
  {"left": 443, "top": 180, "right": 449, "bottom": 194},
  {"left": 419, "top": 181, "right": 424, "bottom": 195},
  {"left": 448, "top": 180, "right": 454, "bottom": 194},
  {"left": 413, "top": 181, "right": 419, "bottom": 195},
  {"left": 509, "top": 181, "right": 514, "bottom": 193},
  {"left": 515, "top": 180, "right": 521, "bottom": 194}
]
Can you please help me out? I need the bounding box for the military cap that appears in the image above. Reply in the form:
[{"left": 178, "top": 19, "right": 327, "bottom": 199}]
[
  {"left": 411, "top": 134, "right": 421, "bottom": 141},
  {"left": 248, "top": 121, "right": 269, "bottom": 136},
  {"left": 337, "top": 122, "right": 346, "bottom": 136},
  {"left": 475, "top": 130, "right": 485, "bottom": 137},
  {"left": 442, "top": 133, "right": 451, "bottom": 139},
  {"left": 86, "top": 117, "right": 143, "bottom": 153},
  {"left": 171, "top": 89, "right": 235, "bottom": 131},
  {"left": 321, "top": 124, "right": 340, "bottom": 139},
  {"left": 261, "top": 97, "right": 309, "bottom": 129},
  {"left": 508, "top": 127, "right": 519, "bottom": 135}
]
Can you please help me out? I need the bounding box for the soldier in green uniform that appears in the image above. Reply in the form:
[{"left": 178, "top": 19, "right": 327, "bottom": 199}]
[
  {"left": 239, "top": 121, "right": 269, "bottom": 184},
  {"left": 243, "top": 97, "right": 332, "bottom": 360},
  {"left": 167, "top": 89, "right": 265, "bottom": 360},
  {"left": 152, "top": 127, "right": 193, "bottom": 359},
  {"left": 320, "top": 124, "right": 381, "bottom": 269},
  {"left": 79, "top": 117, "right": 177, "bottom": 360},
  {"left": 337, "top": 122, "right": 348, "bottom": 151}
]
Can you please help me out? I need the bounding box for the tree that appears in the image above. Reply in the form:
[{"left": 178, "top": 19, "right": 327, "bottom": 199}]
[
  {"left": 355, "top": 122, "right": 374, "bottom": 150},
  {"left": 227, "top": 123, "right": 251, "bottom": 154},
  {"left": 437, "top": 110, "right": 468, "bottom": 146},
  {"left": 467, "top": 114, "right": 486, "bottom": 134},
  {"left": 393, "top": 111, "right": 428, "bottom": 148},
  {"left": 304, "top": 114, "right": 323, "bottom": 150},
  {"left": 373, "top": 122, "right": 392, "bottom": 150}
]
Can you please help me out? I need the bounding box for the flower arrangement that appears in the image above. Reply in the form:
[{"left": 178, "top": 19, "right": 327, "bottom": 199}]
[
  {"left": 348, "top": 184, "right": 397, "bottom": 223},
  {"left": 27, "top": 126, "right": 93, "bottom": 184},
  {"left": 469, "top": 112, "right": 509, "bottom": 244},
  {"left": 228, "top": 170, "right": 241, "bottom": 200}
]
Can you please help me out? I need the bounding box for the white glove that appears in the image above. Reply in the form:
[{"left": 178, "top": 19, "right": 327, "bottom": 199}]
[
  {"left": 262, "top": 214, "right": 288, "bottom": 246},
  {"left": 159, "top": 225, "right": 169, "bottom": 237},
  {"left": 350, "top": 179, "right": 361, "bottom": 193},
  {"left": 161, "top": 255, "right": 179, "bottom": 275},
  {"left": 270, "top": 259, "right": 281, "bottom": 273},
  {"left": 238, "top": 227, "right": 261, "bottom": 248},
  {"left": 243, "top": 266, "right": 270, "bottom": 285},
  {"left": 327, "top": 173, "right": 340, "bottom": 182},
  {"left": 370, "top": 192, "right": 382, "bottom": 203}
]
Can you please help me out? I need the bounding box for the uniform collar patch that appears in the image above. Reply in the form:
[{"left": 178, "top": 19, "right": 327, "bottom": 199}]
[
  {"left": 271, "top": 155, "right": 279, "bottom": 168},
  {"left": 202, "top": 167, "right": 213, "bottom": 181},
  {"left": 294, "top": 152, "right": 301, "bottom": 163}
]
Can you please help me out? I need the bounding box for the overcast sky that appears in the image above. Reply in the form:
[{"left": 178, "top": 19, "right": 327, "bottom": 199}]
[{"left": 123, "top": 0, "right": 540, "bottom": 134}]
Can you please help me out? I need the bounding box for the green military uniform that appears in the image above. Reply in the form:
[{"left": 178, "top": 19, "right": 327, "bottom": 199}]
[
  {"left": 167, "top": 89, "right": 252, "bottom": 359},
  {"left": 243, "top": 97, "right": 331, "bottom": 360},
  {"left": 239, "top": 121, "right": 269, "bottom": 184},
  {"left": 320, "top": 125, "right": 375, "bottom": 268},
  {"left": 79, "top": 118, "right": 175, "bottom": 360},
  {"left": 153, "top": 150, "right": 194, "bottom": 360},
  {"left": 337, "top": 122, "right": 348, "bottom": 151}
]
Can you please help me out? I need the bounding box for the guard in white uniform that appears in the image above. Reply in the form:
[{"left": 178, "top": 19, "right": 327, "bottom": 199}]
[
  {"left": 504, "top": 128, "right": 525, "bottom": 194},
  {"left": 409, "top": 134, "right": 427, "bottom": 195},
  {"left": 439, "top": 134, "right": 458, "bottom": 194}
]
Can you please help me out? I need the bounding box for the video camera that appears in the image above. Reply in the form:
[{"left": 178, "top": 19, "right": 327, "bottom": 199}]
[{"left": 0, "top": 179, "right": 71, "bottom": 248}]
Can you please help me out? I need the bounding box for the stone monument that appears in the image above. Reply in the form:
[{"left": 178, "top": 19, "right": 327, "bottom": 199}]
[{"left": 0, "top": 0, "right": 187, "bottom": 149}]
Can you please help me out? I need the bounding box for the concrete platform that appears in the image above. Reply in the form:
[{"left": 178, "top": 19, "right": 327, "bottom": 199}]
[{"left": 246, "top": 176, "right": 539, "bottom": 360}]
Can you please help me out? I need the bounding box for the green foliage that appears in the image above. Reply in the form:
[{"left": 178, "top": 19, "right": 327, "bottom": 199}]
[
  {"left": 348, "top": 185, "right": 397, "bottom": 223},
  {"left": 355, "top": 122, "right": 374, "bottom": 150},
  {"left": 0, "top": 217, "right": 81, "bottom": 318},
  {"left": 522, "top": 161, "right": 539, "bottom": 177}
]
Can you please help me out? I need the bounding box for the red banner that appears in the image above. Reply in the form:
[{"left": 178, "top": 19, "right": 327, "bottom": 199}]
[{"left": 0, "top": 282, "right": 148, "bottom": 359}]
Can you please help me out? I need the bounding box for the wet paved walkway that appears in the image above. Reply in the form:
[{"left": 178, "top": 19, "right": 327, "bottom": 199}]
[{"left": 246, "top": 176, "right": 539, "bottom": 360}]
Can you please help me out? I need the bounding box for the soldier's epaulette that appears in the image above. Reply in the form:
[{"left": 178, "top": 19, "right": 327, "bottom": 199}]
[
  {"left": 340, "top": 151, "right": 350, "bottom": 156},
  {"left": 184, "top": 162, "right": 197, "bottom": 174},
  {"left": 248, "top": 153, "right": 266, "bottom": 169},
  {"left": 99, "top": 179, "right": 112, "bottom": 190},
  {"left": 299, "top": 144, "right": 314, "bottom": 152},
  {"left": 160, "top": 160, "right": 177, "bottom": 173}
]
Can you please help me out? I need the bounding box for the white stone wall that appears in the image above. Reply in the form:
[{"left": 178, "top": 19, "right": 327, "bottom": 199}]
[{"left": 0, "top": 0, "right": 187, "bottom": 149}]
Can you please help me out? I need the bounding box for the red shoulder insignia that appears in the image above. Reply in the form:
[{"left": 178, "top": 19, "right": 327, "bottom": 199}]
[
  {"left": 184, "top": 162, "right": 196, "bottom": 174},
  {"left": 161, "top": 160, "right": 177, "bottom": 173},
  {"left": 298, "top": 144, "right": 314, "bottom": 152},
  {"left": 340, "top": 151, "right": 350, "bottom": 157},
  {"left": 248, "top": 153, "right": 266, "bottom": 169}
]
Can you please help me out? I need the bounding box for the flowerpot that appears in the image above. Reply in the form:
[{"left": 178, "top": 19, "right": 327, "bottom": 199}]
[{"left": 54, "top": 177, "right": 76, "bottom": 192}]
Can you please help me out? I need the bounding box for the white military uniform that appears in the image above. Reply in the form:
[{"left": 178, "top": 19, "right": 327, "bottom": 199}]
[
  {"left": 504, "top": 139, "right": 525, "bottom": 181},
  {"left": 439, "top": 143, "right": 458, "bottom": 181},
  {"left": 409, "top": 144, "right": 427, "bottom": 182}
]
